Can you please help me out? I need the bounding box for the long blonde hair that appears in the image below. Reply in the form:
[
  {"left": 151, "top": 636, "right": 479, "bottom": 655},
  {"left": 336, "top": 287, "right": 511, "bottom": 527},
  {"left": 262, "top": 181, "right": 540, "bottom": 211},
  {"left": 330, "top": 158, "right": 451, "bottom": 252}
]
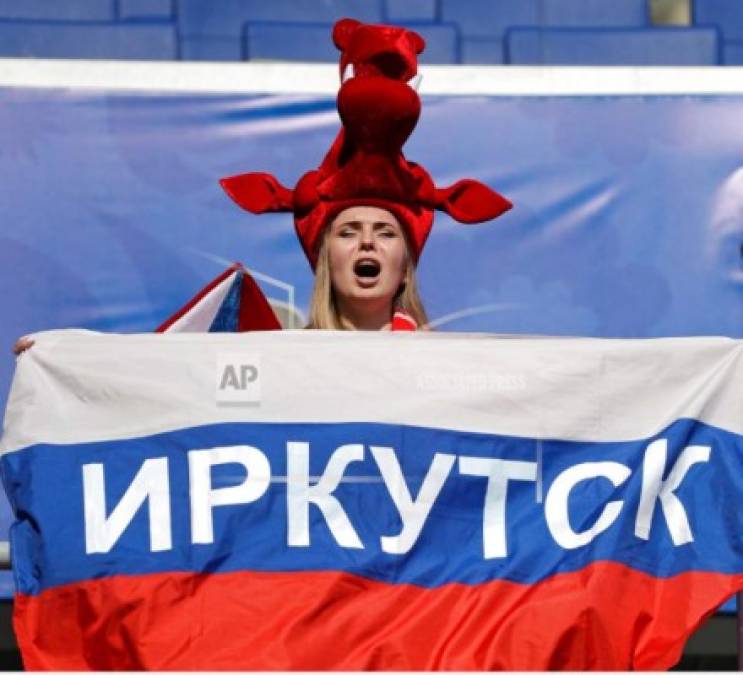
[{"left": 306, "top": 229, "right": 428, "bottom": 330}]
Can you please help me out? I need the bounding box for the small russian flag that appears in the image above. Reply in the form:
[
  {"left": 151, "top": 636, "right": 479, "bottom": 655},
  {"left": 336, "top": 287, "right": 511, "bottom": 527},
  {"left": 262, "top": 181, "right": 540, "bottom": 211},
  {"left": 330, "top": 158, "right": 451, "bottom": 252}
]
[{"left": 156, "top": 263, "right": 282, "bottom": 333}]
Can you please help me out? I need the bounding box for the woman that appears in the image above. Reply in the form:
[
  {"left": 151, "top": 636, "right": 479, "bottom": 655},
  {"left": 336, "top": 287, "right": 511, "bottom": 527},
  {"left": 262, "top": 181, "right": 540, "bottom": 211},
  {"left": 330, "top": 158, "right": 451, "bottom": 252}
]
[{"left": 218, "top": 19, "right": 510, "bottom": 334}]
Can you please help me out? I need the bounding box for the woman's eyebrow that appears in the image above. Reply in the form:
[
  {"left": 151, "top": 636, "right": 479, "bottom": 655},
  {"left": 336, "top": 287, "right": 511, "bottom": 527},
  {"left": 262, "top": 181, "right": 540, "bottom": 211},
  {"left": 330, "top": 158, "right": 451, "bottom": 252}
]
[{"left": 336, "top": 220, "right": 396, "bottom": 229}]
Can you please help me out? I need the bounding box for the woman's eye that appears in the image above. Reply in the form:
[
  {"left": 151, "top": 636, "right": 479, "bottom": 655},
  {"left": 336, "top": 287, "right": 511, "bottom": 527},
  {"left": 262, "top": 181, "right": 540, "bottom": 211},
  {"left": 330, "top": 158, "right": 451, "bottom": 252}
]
[{"left": 380, "top": 229, "right": 397, "bottom": 238}]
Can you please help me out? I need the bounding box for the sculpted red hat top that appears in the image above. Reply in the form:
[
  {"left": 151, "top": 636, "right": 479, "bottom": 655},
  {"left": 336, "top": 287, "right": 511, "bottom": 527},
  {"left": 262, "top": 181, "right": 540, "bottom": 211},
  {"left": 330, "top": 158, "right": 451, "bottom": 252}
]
[{"left": 220, "top": 18, "right": 512, "bottom": 270}]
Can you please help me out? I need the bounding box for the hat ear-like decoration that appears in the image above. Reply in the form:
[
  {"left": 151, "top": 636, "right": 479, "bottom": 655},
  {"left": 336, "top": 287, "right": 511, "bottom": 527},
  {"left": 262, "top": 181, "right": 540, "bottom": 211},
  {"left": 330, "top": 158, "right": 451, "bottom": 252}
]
[
  {"left": 433, "top": 179, "right": 512, "bottom": 223},
  {"left": 333, "top": 18, "right": 361, "bottom": 51},
  {"left": 406, "top": 30, "right": 425, "bottom": 55},
  {"left": 220, "top": 172, "right": 294, "bottom": 214}
]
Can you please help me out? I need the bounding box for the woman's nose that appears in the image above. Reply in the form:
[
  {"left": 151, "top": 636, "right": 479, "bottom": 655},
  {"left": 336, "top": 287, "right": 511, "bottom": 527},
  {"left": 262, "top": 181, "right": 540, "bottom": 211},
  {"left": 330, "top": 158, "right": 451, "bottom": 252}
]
[{"left": 359, "top": 227, "right": 376, "bottom": 249}]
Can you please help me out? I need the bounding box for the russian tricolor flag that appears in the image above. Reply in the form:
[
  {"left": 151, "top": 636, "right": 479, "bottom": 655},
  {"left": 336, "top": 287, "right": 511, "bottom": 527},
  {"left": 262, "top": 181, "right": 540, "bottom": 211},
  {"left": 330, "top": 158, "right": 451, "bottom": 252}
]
[
  {"left": 156, "top": 263, "right": 283, "bottom": 333},
  {"left": 2, "top": 331, "right": 742, "bottom": 669}
]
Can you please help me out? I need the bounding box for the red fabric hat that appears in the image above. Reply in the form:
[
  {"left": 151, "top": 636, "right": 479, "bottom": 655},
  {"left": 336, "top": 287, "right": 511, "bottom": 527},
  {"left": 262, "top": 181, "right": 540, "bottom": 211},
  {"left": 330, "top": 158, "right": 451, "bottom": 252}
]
[{"left": 220, "top": 18, "right": 512, "bottom": 270}]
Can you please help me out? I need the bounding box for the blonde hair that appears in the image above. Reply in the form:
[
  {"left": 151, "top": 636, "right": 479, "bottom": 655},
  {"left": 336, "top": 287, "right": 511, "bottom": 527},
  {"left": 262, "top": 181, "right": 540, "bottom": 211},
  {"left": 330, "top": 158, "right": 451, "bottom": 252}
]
[{"left": 306, "top": 228, "right": 428, "bottom": 330}]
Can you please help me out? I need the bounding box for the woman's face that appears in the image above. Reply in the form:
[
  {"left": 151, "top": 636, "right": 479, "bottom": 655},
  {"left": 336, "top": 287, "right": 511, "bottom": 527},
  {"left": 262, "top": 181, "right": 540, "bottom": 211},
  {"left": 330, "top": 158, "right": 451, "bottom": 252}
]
[{"left": 327, "top": 206, "right": 408, "bottom": 310}]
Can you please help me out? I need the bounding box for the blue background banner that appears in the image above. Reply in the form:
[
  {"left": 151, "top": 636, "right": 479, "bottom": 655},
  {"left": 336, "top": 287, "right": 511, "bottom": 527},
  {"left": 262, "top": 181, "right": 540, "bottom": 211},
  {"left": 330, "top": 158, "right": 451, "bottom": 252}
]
[{"left": 1, "top": 87, "right": 742, "bottom": 600}]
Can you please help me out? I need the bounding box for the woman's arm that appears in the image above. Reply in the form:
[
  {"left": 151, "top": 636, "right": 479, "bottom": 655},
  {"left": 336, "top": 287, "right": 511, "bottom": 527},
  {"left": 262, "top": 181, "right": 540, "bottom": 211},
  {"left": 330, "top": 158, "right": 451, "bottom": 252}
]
[{"left": 13, "top": 337, "right": 35, "bottom": 355}]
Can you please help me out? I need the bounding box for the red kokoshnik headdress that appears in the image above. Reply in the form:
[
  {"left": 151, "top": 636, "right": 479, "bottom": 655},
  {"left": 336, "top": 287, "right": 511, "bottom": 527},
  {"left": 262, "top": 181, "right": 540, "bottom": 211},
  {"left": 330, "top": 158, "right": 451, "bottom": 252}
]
[{"left": 220, "top": 18, "right": 512, "bottom": 270}]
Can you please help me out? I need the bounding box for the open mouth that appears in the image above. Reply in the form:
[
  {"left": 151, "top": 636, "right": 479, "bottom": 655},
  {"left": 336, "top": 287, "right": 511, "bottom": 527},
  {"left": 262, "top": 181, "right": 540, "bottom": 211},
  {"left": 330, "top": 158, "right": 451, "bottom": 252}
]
[{"left": 354, "top": 259, "right": 381, "bottom": 279}]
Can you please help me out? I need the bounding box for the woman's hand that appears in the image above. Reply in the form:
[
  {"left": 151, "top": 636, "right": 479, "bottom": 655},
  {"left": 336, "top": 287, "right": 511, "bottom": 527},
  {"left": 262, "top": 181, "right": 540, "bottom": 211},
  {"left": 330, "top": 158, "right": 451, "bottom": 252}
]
[{"left": 13, "top": 337, "right": 35, "bottom": 355}]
